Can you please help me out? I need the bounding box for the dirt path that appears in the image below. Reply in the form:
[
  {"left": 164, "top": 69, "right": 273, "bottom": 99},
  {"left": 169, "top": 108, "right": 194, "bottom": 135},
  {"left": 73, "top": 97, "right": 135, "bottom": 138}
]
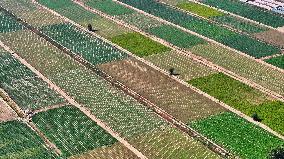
[
  {"left": 0, "top": 41, "right": 147, "bottom": 159},
  {"left": 278, "top": 26, "right": 284, "bottom": 33},
  {"left": 32, "top": 102, "right": 69, "bottom": 114}
]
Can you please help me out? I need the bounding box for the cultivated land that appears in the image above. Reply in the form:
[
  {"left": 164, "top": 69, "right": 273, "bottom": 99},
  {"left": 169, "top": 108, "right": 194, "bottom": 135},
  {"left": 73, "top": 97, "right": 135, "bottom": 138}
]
[
  {"left": 0, "top": 0, "right": 284, "bottom": 158},
  {"left": 0, "top": 98, "right": 17, "bottom": 122}
]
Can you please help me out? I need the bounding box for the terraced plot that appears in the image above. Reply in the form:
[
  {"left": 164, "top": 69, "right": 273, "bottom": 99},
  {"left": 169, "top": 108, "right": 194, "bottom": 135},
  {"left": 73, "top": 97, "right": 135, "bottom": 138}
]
[
  {"left": 32, "top": 105, "right": 118, "bottom": 157},
  {"left": 254, "top": 29, "right": 284, "bottom": 48},
  {"left": 0, "top": 51, "right": 65, "bottom": 110},
  {"left": 190, "top": 112, "right": 284, "bottom": 159},
  {"left": 0, "top": 120, "right": 58, "bottom": 159},
  {"left": 0, "top": 11, "right": 24, "bottom": 33}
]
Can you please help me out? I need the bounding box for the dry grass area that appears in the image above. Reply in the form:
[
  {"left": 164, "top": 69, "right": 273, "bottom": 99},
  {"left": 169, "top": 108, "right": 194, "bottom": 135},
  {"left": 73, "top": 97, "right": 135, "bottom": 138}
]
[
  {"left": 69, "top": 142, "right": 139, "bottom": 159},
  {"left": 98, "top": 57, "right": 226, "bottom": 122},
  {"left": 254, "top": 29, "right": 284, "bottom": 48},
  {"left": 0, "top": 99, "right": 17, "bottom": 122}
]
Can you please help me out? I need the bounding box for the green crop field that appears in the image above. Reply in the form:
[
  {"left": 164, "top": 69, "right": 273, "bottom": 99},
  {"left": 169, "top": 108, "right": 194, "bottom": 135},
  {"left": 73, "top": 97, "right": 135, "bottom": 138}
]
[
  {"left": 0, "top": 120, "right": 58, "bottom": 159},
  {"left": 32, "top": 105, "right": 118, "bottom": 157},
  {"left": 190, "top": 112, "right": 284, "bottom": 159},
  {"left": 1, "top": 0, "right": 284, "bottom": 158},
  {"left": 111, "top": 33, "right": 170, "bottom": 57},
  {"left": 176, "top": 2, "right": 224, "bottom": 18}
]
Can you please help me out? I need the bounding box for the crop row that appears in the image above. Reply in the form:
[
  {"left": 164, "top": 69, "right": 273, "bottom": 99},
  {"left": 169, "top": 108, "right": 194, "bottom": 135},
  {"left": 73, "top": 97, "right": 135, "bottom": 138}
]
[
  {"left": 117, "top": 0, "right": 281, "bottom": 58},
  {"left": 32, "top": 105, "right": 119, "bottom": 157},
  {"left": 169, "top": 1, "right": 268, "bottom": 34},
  {"left": 266, "top": 55, "right": 284, "bottom": 69},
  {"left": 201, "top": 0, "right": 284, "bottom": 28},
  {"left": 0, "top": 5, "right": 219, "bottom": 157},
  {"left": 40, "top": 23, "right": 129, "bottom": 65},
  {"left": 189, "top": 73, "right": 284, "bottom": 135},
  {"left": 0, "top": 120, "right": 58, "bottom": 158},
  {"left": 0, "top": 49, "right": 64, "bottom": 110},
  {"left": 190, "top": 112, "right": 284, "bottom": 159}
]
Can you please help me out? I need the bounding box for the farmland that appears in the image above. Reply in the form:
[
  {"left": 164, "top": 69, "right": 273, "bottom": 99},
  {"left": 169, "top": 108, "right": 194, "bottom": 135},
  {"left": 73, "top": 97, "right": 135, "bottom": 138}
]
[{"left": 0, "top": 0, "right": 284, "bottom": 158}]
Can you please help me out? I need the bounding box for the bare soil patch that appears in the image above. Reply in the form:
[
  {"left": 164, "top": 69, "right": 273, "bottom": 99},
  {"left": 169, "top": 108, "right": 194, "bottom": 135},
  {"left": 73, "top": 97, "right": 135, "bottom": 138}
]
[
  {"left": 98, "top": 57, "right": 226, "bottom": 122},
  {"left": 254, "top": 29, "right": 284, "bottom": 48},
  {"left": 0, "top": 99, "right": 17, "bottom": 122}
]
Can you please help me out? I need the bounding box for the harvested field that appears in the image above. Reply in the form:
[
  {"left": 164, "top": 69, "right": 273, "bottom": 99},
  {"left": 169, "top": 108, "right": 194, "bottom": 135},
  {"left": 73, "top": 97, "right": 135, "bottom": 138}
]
[
  {"left": 0, "top": 98, "right": 17, "bottom": 122},
  {"left": 254, "top": 29, "right": 284, "bottom": 48},
  {"left": 98, "top": 57, "right": 226, "bottom": 122},
  {"left": 145, "top": 50, "right": 217, "bottom": 81}
]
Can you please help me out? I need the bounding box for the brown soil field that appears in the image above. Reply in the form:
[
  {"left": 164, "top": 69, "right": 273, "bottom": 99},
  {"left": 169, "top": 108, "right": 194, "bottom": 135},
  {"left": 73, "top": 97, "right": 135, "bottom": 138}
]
[
  {"left": 254, "top": 29, "right": 284, "bottom": 48},
  {"left": 0, "top": 99, "right": 17, "bottom": 122},
  {"left": 69, "top": 142, "right": 139, "bottom": 159},
  {"left": 98, "top": 57, "right": 226, "bottom": 123}
]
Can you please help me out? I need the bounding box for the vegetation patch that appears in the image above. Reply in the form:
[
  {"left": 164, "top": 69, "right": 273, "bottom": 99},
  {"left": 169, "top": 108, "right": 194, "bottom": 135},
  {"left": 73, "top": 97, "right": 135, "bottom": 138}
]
[
  {"left": 111, "top": 33, "right": 170, "bottom": 57},
  {"left": 32, "top": 105, "right": 118, "bottom": 157},
  {"left": 265, "top": 55, "right": 284, "bottom": 69},
  {"left": 130, "top": 127, "right": 220, "bottom": 159},
  {"left": 176, "top": 2, "right": 224, "bottom": 18},
  {"left": 84, "top": 0, "right": 134, "bottom": 16},
  {"left": 190, "top": 112, "right": 284, "bottom": 159},
  {"left": 189, "top": 73, "right": 284, "bottom": 135},
  {"left": 148, "top": 25, "right": 206, "bottom": 48},
  {"left": 0, "top": 11, "right": 25, "bottom": 33},
  {"left": 0, "top": 120, "right": 57, "bottom": 159},
  {"left": 213, "top": 15, "right": 267, "bottom": 34},
  {"left": 201, "top": 0, "right": 284, "bottom": 28},
  {"left": 0, "top": 52, "right": 65, "bottom": 110},
  {"left": 40, "top": 23, "right": 128, "bottom": 65},
  {"left": 189, "top": 43, "right": 284, "bottom": 96}
]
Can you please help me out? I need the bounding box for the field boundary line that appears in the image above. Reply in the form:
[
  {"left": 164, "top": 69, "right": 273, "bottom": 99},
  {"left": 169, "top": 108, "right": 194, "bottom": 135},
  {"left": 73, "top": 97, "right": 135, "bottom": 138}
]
[
  {"left": 0, "top": 87, "right": 62, "bottom": 155},
  {"left": 36, "top": 0, "right": 284, "bottom": 150},
  {"left": 73, "top": 0, "right": 284, "bottom": 142},
  {"left": 260, "top": 52, "right": 284, "bottom": 60},
  {"left": 0, "top": 40, "right": 147, "bottom": 159},
  {"left": 113, "top": 0, "right": 284, "bottom": 74},
  {"left": 32, "top": 102, "right": 69, "bottom": 114}
]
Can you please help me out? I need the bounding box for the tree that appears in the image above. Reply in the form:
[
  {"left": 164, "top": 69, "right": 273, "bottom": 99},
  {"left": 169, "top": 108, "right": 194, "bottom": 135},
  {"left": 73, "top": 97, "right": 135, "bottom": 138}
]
[
  {"left": 269, "top": 147, "right": 284, "bottom": 159},
  {"left": 87, "top": 24, "right": 93, "bottom": 31},
  {"left": 169, "top": 68, "right": 179, "bottom": 76},
  {"left": 251, "top": 113, "right": 262, "bottom": 122}
]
